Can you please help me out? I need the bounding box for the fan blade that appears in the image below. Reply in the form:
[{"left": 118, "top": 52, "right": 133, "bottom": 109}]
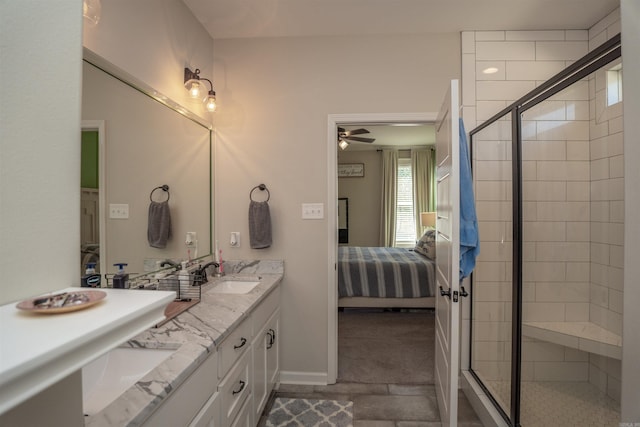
[
  {"left": 337, "top": 127, "right": 345, "bottom": 133},
  {"left": 346, "top": 128, "right": 370, "bottom": 136},
  {"left": 347, "top": 136, "right": 375, "bottom": 143}
]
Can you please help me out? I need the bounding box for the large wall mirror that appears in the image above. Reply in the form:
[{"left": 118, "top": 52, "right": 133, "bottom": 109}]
[{"left": 81, "top": 51, "right": 212, "bottom": 277}]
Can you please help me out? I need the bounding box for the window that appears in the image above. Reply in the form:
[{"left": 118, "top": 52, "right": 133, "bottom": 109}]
[
  {"left": 606, "top": 63, "right": 623, "bottom": 106},
  {"left": 395, "top": 158, "right": 416, "bottom": 246}
]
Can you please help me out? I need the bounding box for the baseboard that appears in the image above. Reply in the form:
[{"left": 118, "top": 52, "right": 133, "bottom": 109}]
[
  {"left": 279, "top": 370, "right": 328, "bottom": 385},
  {"left": 461, "top": 371, "right": 509, "bottom": 427}
]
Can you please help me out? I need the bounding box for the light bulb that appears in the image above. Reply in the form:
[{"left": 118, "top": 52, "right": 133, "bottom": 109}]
[
  {"left": 339, "top": 140, "right": 349, "bottom": 150},
  {"left": 188, "top": 81, "right": 203, "bottom": 99},
  {"left": 205, "top": 94, "right": 217, "bottom": 112}
]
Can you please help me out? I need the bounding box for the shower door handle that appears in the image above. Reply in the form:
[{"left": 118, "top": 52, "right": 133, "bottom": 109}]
[
  {"left": 460, "top": 286, "right": 469, "bottom": 298},
  {"left": 439, "top": 286, "right": 451, "bottom": 299}
]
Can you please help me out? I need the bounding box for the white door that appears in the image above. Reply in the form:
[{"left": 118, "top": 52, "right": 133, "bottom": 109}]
[{"left": 434, "top": 80, "right": 460, "bottom": 426}]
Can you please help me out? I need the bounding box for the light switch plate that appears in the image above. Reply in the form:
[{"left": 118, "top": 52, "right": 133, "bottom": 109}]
[
  {"left": 302, "top": 203, "right": 324, "bottom": 219},
  {"left": 109, "top": 203, "right": 129, "bottom": 219}
]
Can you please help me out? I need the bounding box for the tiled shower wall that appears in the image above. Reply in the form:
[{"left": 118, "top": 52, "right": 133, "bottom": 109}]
[{"left": 463, "top": 8, "right": 622, "bottom": 400}]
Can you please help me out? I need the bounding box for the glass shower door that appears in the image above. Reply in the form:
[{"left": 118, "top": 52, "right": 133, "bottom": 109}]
[{"left": 470, "top": 112, "right": 514, "bottom": 419}]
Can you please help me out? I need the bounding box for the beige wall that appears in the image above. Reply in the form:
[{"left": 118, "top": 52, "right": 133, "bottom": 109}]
[
  {"left": 212, "top": 33, "right": 461, "bottom": 378},
  {"left": 338, "top": 150, "right": 382, "bottom": 247}
]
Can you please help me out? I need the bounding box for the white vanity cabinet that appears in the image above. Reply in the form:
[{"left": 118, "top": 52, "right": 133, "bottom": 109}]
[
  {"left": 250, "top": 287, "right": 281, "bottom": 424},
  {"left": 143, "top": 350, "right": 219, "bottom": 427}
]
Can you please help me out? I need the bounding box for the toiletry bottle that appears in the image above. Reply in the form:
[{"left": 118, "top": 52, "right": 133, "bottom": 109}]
[
  {"left": 178, "top": 261, "right": 191, "bottom": 300},
  {"left": 112, "top": 263, "right": 130, "bottom": 289},
  {"left": 81, "top": 263, "right": 101, "bottom": 288}
]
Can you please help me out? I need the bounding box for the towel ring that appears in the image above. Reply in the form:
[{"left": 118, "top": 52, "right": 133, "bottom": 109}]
[
  {"left": 250, "top": 184, "right": 270, "bottom": 202},
  {"left": 150, "top": 184, "right": 170, "bottom": 202}
]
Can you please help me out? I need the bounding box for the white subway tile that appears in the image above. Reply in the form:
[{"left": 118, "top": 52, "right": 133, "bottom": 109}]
[
  {"left": 609, "top": 155, "right": 624, "bottom": 178},
  {"left": 462, "top": 53, "right": 476, "bottom": 106},
  {"left": 591, "top": 263, "right": 608, "bottom": 287},
  {"left": 475, "top": 301, "right": 506, "bottom": 321},
  {"left": 566, "top": 263, "right": 590, "bottom": 282},
  {"left": 522, "top": 341, "right": 566, "bottom": 362},
  {"left": 506, "top": 61, "right": 565, "bottom": 81},
  {"left": 478, "top": 221, "right": 507, "bottom": 241},
  {"left": 588, "top": 30, "right": 607, "bottom": 52},
  {"left": 533, "top": 361, "right": 589, "bottom": 381},
  {"left": 590, "top": 119, "right": 610, "bottom": 140},
  {"left": 461, "top": 31, "right": 475, "bottom": 54},
  {"left": 565, "top": 303, "right": 590, "bottom": 321},
  {"left": 476, "top": 61, "right": 505, "bottom": 81},
  {"left": 609, "top": 116, "right": 624, "bottom": 134},
  {"left": 473, "top": 341, "right": 506, "bottom": 361},
  {"left": 590, "top": 201, "right": 610, "bottom": 222},
  {"left": 476, "top": 181, "right": 508, "bottom": 201},
  {"left": 474, "top": 321, "right": 511, "bottom": 341},
  {"left": 522, "top": 302, "right": 566, "bottom": 321},
  {"left": 608, "top": 223, "right": 625, "bottom": 246},
  {"left": 536, "top": 41, "right": 588, "bottom": 61},
  {"left": 523, "top": 221, "right": 566, "bottom": 242},
  {"left": 590, "top": 222, "right": 608, "bottom": 244},
  {"left": 506, "top": 30, "right": 565, "bottom": 41},
  {"left": 476, "top": 101, "right": 508, "bottom": 121},
  {"left": 522, "top": 140, "right": 566, "bottom": 161},
  {"left": 609, "top": 289, "right": 623, "bottom": 314},
  {"left": 535, "top": 282, "right": 589, "bottom": 302},
  {"left": 589, "top": 9, "right": 620, "bottom": 43},
  {"left": 536, "top": 120, "right": 589, "bottom": 141},
  {"left": 565, "top": 100, "right": 590, "bottom": 120},
  {"left": 607, "top": 266, "right": 624, "bottom": 292},
  {"left": 535, "top": 242, "right": 590, "bottom": 262},
  {"left": 590, "top": 242, "right": 610, "bottom": 265},
  {"left": 522, "top": 181, "right": 566, "bottom": 201},
  {"left": 590, "top": 283, "right": 609, "bottom": 307},
  {"left": 537, "top": 161, "right": 589, "bottom": 182},
  {"left": 566, "top": 141, "right": 590, "bottom": 161},
  {"left": 548, "top": 80, "right": 589, "bottom": 101},
  {"left": 565, "top": 30, "right": 589, "bottom": 41},
  {"left": 606, "top": 20, "right": 622, "bottom": 41},
  {"left": 610, "top": 244, "right": 624, "bottom": 269},
  {"left": 566, "top": 182, "right": 590, "bottom": 201},
  {"left": 474, "top": 282, "right": 512, "bottom": 302},
  {"left": 476, "top": 80, "right": 536, "bottom": 101},
  {"left": 522, "top": 100, "right": 566, "bottom": 121},
  {"left": 522, "top": 262, "right": 565, "bottom": 282},
  {"left": 477, "top": 41, "right": 536, "bottom": 60},
  {"left": 475, "top": 261, "right": 506, "bottom": 282},
  {"left": 590, "top": 158, "right": 609, "bottom": 180},
  {"left": 476, "top": 31, "right": 506, "bottom": 41},
  {"left": 609, "top": 201, "right": 624, "bottom": 223},
  {"left": 536, "top": 201, "right": 589, "bottom": 221},
  {"left": 473, "top": 139, "right": 509, "bottom": 161},
  {"left": 474, "top": 119, "right": 513, "bottom": 141},
  {"left": 521, "top": 161, "right": 537, "bottom": 181},
  {"left": 474, "top": 160, "right": 512, "bottom": 181},
  {"left": 564, "top": 347, "right": 589, "bottom": 362}
]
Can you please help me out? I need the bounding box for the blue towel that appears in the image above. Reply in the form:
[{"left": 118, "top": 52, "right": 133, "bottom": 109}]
[{"left": 459, "top": 118, "right": 479, "bottom": 279}]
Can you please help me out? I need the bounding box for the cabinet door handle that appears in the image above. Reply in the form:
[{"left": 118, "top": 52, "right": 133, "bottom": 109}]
[
  {"left": 267, "top": 329, "right": 276, "bottom": 349},
  {"left": 232, "top": 380, "right": 246, "bottom": 395},
  {"left": 233, "top": 337, "right": 247, "bottom": 350}
]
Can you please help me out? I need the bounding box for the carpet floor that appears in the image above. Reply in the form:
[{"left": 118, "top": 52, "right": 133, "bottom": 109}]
[{"left": 338, "top": 310, "right": 435, "bottom": 384}]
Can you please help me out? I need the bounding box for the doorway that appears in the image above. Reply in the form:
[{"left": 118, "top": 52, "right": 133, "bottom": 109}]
[
  {"left": 326, "top": 112, "right": 438, "bottom": 383},
  {"left": 81, "top": 121, "right": 105, "bottom": 275}
]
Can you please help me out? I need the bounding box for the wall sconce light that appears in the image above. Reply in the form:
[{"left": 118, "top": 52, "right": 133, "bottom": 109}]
[
  {"left": 184, "top": 67, "right": 217, "bottom": 112},
  {"left": 338, "top": 139, "right": 349, "bottom": 150}
]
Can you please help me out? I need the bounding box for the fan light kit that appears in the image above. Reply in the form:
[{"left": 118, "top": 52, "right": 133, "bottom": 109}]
[
  {"left": 337, "top": 127, "right": 375, "bottom": 150},
  {"left": 184, "top": 67, "right": 217, "bottom": 112}
]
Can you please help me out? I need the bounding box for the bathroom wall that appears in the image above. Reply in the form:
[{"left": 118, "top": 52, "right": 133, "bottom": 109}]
[
  {"left": 337, "top": 150, "right": 382, "bottom": 247},
  {"left": 212, "top": 33, "right": 461, "bottom": 379},
  {"left": 463, "top": 7, "right": 623, "bottom": 402}
]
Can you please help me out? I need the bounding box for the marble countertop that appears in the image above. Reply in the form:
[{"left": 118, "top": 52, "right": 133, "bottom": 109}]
[{"left": 85, "top": 260, "right": 284, "bottom": 427}]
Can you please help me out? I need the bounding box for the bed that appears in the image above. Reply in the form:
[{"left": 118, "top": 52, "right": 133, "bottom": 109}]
[{"left": 337, "top": 244, "right": 436, "bottom": 308}]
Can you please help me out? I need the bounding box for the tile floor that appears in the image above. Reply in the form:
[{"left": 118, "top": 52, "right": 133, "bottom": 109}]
[{"left": 258, "top": 310, "right": 484, "bottom": 426}]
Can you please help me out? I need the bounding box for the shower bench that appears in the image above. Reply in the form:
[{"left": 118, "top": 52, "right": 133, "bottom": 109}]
[{"left": 522, "top": 321, "right": 622, "bottom": 360}]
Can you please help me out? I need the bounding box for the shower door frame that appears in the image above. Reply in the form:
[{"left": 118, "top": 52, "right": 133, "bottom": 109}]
[{"left": 467, "top": 34, "right": 622, "bottom": 427}]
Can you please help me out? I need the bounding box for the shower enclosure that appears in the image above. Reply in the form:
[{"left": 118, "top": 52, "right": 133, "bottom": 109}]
[{"left": 468, "top": 35, "right": 623, "bottom": 426}]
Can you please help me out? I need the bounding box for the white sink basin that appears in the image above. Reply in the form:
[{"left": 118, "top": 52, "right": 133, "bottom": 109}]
[
  {"left": 82, "top": 347, "right": 175, "bottom": 415},
  {"left": 208, "top": 280, "right": 260, "bottom": 294}
]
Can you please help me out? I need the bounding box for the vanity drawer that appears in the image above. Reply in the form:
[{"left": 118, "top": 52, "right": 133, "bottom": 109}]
[
  {"left": 218, "top": 350, "right": 251, "bottom": 427},
  {"left": 218, "top": 317, "right": 251, "bottom": 378}
]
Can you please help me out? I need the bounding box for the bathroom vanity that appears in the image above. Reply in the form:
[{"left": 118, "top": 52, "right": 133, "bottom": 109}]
[{"left": 85, "top": 260, "right": 283, "bottom": 427}]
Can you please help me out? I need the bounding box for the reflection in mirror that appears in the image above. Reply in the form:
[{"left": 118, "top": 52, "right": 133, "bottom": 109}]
[{"left": 81, "top": 56, "right": 212, "bottom": 277}]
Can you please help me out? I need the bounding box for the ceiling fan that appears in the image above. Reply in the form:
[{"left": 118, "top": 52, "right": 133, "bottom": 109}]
[{"left": 337, "top": 127, "right": 375, "bottom": 150}]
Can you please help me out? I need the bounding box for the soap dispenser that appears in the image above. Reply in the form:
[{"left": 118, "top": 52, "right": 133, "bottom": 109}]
[
  {"left": 81, "top": 263, "right": 101, "bottom": 288},
  {"left": 112, "top": 263, "right": 130, "bottom": 289}
]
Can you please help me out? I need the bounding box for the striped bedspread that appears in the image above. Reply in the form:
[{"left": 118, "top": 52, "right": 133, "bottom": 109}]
[{"left": 338, "top": 246, "right": 436, "bottom": 298}]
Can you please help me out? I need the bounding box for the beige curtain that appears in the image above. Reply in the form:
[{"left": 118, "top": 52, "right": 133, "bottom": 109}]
[
  {"left": 411, "top": 148, "right": 432, "bottom": 240},
  {"left": 380, "top": 150, "right": 398, "bottom": 246}
]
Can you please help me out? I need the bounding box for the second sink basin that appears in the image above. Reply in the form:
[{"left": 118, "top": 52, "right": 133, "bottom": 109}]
[{"left": 208, "top": 280, "right": 260, "bottom": 294}]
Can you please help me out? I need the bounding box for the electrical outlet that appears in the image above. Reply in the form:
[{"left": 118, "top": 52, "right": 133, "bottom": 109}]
[
  {"left": 230, "top": 232, "right": 240, "bottom": 247},
  {"left": 185, "top": 232, "right": 197, "bottom": 248},
  {"left": 109, "top": 203, "right": 129, "bottom": 219}
]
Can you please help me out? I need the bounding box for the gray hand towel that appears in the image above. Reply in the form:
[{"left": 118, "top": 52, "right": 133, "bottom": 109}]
[
  {"left": 148, "top": 200, "right": 172, "bottom": 248},
  {"left": 249, "top": 200, "right": 272, "bottom": 249}
]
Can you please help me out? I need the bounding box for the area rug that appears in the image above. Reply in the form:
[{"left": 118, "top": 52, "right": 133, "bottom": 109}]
[{"left": 265, "top": 398, "right": 353, "bottom": 427}]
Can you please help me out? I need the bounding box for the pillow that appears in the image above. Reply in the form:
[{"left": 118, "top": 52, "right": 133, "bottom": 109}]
[{"left": 414, "top": 229, "right": 436, "bottom": 259}]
